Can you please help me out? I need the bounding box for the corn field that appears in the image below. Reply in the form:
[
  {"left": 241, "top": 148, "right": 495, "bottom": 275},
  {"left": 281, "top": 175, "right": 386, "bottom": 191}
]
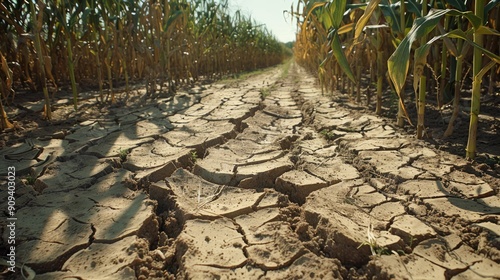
[
  {"left": 0, "top": 0, "right": 289, "bottom": 127},
  {"left": 291, "top": 0, "right": 499, "bottom": 159}
]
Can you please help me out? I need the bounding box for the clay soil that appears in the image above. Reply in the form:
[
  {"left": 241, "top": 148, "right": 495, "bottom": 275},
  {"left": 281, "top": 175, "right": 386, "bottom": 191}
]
[{"left": 0, "top": 62, "right": 499, "bottom": 280}]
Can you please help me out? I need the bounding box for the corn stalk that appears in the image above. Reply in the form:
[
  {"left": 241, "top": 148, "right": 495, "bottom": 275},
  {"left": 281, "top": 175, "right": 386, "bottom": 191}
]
[
  {"left": 390, "top": 6, "right": 499, "bottom": 157},
  {"left": 0, "top": 0, "right": 284, "bottom": 127}
]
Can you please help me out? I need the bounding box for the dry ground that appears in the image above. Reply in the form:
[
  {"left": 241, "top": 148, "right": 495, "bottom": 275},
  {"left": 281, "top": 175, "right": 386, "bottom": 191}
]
[{"left": 1, "top": 61, "right": 499, "bottom": 279}]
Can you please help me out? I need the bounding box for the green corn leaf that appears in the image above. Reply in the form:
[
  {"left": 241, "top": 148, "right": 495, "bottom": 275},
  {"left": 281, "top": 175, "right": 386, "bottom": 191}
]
[
  {"left": 413, "top": 36, "right": 439, "bottom": 93},
  {"left": 478, "top": 61, "right": 497, "bottom": 80},
  {"left": 331, "top": 32, "right": 356, "bottom": 83},
  {"left": 405, "top": 0, "right": 422, "bottom": 15},
  {"left": 437, "top": 23, "right": 459, "bottom": 57},
  {"left": 68, "top": 2, "right": 87, "bottom": 29},
  {"left": 329, "top": 0, "right": 347, "bottom": 27},
  {"left": 319, "top": 49, "right": 333, "bottom": 68},
  {"left": 445, "top": 0, "right": 467, "bottom": 12},
  {"left": 485, "top": 0, "right": 500, "bottom": 19},
  {"left": 380, "top": 0, "right": 401, "bottom": 33},
  {"left": 475, "top": 25, "right": 500, "bottom": 37},
  {"left": 304, "top": 1, "right": 328, "bottom": 23},
  {"left": 339, "top": 22, "right": 354, "bottom": 35},
  {"left": 82, "top": 8, "right": 92, "bottom": 31},
  {"left": 346, "top": 3, "right": 368, "bottom": 13}
]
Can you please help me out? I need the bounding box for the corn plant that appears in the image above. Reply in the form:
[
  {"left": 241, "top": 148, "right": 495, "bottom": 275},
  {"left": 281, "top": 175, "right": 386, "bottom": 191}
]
[
  {"left": 51, "top": 0, "right": 80, "bottom": 109},
  {"left": 353, "top": 0, "right": 388, "bottom": 114},
  {"left": 0, "top": 0, "right": 289, "bottom": 129},
  {"left": 293, "top": 0, "right": 499, "bottom": 159},
  {"left": 29, "top": 0, "right": 52, "bottom": 120},
  {"left": 0, "top": 51, "right": 14, "bottom": 129},
  {"left": 388, "top": 6, "right": 500, "bottom": 158}
]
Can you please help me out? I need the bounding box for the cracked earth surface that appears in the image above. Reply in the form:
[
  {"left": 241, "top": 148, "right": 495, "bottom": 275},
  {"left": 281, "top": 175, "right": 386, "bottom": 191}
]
[{"left": 1, "top": 62, "right": 499, "bottom": 279}]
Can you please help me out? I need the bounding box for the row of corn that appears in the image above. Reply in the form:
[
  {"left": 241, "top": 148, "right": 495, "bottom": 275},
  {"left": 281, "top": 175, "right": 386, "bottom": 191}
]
[
  {"left": 291, "top": 0, "right": 499, "bottom": 159},
  {"left": 0, "top": 0, "right": 290, "bottom": 126}
]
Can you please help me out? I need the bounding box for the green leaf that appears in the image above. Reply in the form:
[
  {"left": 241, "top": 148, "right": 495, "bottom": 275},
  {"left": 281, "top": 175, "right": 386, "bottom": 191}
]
[
  {"left": 339, "top": 23, "right": 354, "bottom": 35},
  {"left": 388, "top": 9, "right": 445, "bottom": 94},
  {"left": 319, "top": 50, "right": 333, "bottom": 68},
  {"left": 413, "top": 35, "right": 441, "bottom": 93},
  {"left": 485, "top": 0, "right": 500, "bottom": 18},
  {"left": 346, "top": 3, "right": 368, "bottom": 11},
  {"left": 478, "top": 61, "right": 497, "bottom": 80},
  {"left": 445, "top": 29, "right": 500, "bottom": 63},
  {"left": 319, "top": 6, "right": 333, "bottom": 28},
  {"left": 405, "top": 0, "right": 423, "bottom": 15},
  {"left": 435, "top": 23, "right": 459, "bottom": 57},
  {"left": 387, "top": 41, "right": 410, "bottom": 95},
  {"left": 380, "top": 0, "right": 401, "bottom": 33},
  {"left": 327, "top": 0, "right": 347, "bottom": 27},
  {"left": 475, "top": 26, "right": 500, "bottom": 36},
  {"left": 82, "top": 8, "right": 91, "bottom": 27},
  {"left": 354, "top": 0, "right": 382, "bottom": 40},
  {"left": 410, "top": 20, "right": 500, "bottom": 97}
]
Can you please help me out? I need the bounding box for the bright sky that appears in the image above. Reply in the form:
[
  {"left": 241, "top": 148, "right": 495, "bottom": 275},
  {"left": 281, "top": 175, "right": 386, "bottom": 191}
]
[{"left": 225, "top": 0, "right": 298, "bottom": 43}]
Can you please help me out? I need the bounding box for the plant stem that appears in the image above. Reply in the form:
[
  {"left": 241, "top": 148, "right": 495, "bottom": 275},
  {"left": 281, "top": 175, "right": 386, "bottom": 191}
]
[
  {"left": 443, "top": 40, "right": 464, "bottom": 138},
  {"left": 416, "top": 0, "right": 428, "bottom": 139},
  {"left": 376, "top": 30, "right": 383, "bottom": 115},
  {"left": 396, "top": 0, "right": 407, "bottom": 127},
  {"left": 30, "top": 0, "right": 51, "bottom": 120},
  {"left": 60, "top": 0, "right": 78, "bottom": 110}
]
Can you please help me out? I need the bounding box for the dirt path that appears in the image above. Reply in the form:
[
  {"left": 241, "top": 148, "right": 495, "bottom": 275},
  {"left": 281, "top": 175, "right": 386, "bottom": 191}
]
[{"left": 1, "top": 62, "right": 499, "bottom": 279}]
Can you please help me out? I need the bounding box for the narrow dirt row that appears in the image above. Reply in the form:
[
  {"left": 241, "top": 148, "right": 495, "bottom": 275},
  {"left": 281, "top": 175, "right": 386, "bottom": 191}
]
[
  {"left": 149, "top": 65, "right": 348, "bottom": 279},
  {"left": 0, "top": 62, "right": 499, "bottom": 280},
  {"left": 162, "top": 62, "right": 500, "bottom": 279}
]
